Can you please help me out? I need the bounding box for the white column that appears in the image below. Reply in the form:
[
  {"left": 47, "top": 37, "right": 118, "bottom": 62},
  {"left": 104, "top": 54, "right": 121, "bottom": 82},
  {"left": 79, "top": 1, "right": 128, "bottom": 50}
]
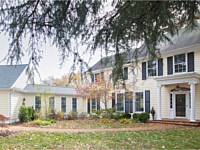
[
  {"left": 190, "top": 83, "right": 196, "bottom": 122},
  {"left": 157, "top": 85, "right": 162, "bottom": 120}
]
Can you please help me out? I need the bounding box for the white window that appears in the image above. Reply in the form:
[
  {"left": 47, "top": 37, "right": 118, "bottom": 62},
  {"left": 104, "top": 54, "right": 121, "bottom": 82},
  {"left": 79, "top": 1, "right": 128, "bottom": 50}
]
[
  {"left": 174, "top": 53, "right": 186, "bottom": 73},
  {"left": 91, "top": 98, "right": 97, "bottom": 110},
  {"left": 61, "top": 97, "right": 67, "bottom": 113},
  {"left": 135, "top": 92, "right": 144, "bottom": 112},
  {"left": 35, "top": 96, "right": 41, "bottom": 110},
  {"left": 72, "top": 98, "right": 77, "bottom": 112},
  {"left": 117, "top": 93, "right": 124, "bottom": 111},
  {"left": 147, "top": 60, "right": 157, "bottom": 77}
]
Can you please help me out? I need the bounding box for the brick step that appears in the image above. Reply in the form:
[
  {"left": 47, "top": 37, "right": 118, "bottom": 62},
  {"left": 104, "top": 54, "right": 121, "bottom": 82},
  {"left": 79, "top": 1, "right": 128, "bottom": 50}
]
[{"left": 149, "top": 120, "right": 200, "bottom": 127}]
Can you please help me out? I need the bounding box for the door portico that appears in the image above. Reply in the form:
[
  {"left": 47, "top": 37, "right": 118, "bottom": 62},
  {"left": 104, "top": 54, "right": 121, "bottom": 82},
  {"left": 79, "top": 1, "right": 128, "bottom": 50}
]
[{"left": 155, "top": 73, "right": 200, "bottom": 121}]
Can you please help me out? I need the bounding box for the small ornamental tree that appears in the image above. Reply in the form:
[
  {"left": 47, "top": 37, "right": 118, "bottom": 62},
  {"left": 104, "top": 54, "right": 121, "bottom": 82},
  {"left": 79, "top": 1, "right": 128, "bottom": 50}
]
[{"left": 77, "top": 72, "right": 113, "bottom": 110}]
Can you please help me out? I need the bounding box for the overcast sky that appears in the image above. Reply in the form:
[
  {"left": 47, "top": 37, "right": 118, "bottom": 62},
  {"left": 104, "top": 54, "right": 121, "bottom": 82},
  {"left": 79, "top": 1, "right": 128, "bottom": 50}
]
[{"left": 0, "top": 34, "right": 102, "bottom": 83}]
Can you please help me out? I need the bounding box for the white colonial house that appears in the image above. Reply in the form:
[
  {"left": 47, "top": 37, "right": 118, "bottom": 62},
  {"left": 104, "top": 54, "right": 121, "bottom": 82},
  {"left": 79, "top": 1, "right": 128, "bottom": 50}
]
[
  {"left": 0, "top": 28, "right": 200, "bottom": 123},
  {"left": 88, "top": 28, "right": 200, "bottom": 122}
]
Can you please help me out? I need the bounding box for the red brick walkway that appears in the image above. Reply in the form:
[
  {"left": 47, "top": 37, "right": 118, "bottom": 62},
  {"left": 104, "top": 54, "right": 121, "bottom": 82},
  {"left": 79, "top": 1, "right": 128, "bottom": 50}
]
[{"left": 0, "top": 124, "right": 176, "bottom": 133}]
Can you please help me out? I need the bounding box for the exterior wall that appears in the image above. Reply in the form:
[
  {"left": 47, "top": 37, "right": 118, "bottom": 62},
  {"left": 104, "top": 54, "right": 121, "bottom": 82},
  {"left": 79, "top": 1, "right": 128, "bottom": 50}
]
[
  {"left": 12, "top": 67, "right": 30, "bottom": 89},
  {"left": 23, "top": 94, "right": 86, "bottom": 114},
  {"left": 0, "top": 90, "right": 9, "bottom": 118},
  {"left": 10, "top": 92, "right": 24, "bottom": 119}
]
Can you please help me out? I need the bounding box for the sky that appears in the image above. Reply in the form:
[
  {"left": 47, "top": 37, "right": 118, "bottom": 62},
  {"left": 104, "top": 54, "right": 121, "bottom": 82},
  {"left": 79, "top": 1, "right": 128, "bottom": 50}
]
[{"left": 0, "top": 34, "right": 102, "bottom": 83}]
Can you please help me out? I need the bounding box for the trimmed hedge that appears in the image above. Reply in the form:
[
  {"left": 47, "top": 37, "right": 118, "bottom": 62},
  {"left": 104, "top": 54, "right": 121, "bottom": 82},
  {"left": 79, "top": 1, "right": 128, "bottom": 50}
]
[{"left": 132, "top": 112, "right": 149, "bottom": 122}]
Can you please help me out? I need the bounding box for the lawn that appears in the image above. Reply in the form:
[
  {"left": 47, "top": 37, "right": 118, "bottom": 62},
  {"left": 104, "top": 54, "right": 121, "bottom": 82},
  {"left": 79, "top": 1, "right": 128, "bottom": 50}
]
[{"left": 0, "top": 127, "right": 200, "bottom": 149}]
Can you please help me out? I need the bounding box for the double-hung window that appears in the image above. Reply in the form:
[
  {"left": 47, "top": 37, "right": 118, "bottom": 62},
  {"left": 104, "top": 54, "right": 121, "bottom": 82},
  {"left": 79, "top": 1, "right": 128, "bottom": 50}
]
[
  {"left": 72, "top": 98, "right": 77, "bottom": 112},
  {"left": 174, "top": 53, "right": 186, "bottom": 73},
  {"left": 147, "top": 60, "right": 157, "bottom": 77},
  {"left": 35, "top": 96, "right": 41, "bottom": 111},
  {"left": 61, "top": 97, "right": 67, "bottom": 113},
  {"left": 91, "top": 98, "right": 97, "bottom": 110},
  {"left": 117, "top": 93, "right": 124, "bottom": 111},
  {"left": 135, "top": 92, "right": 144, "bottom": 112}
]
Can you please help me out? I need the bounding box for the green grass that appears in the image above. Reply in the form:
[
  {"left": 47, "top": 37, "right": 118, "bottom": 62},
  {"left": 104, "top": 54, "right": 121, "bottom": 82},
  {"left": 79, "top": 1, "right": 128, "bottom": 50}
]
[{"left": 0, "top": 127, "right": 200, "bottom": 149}]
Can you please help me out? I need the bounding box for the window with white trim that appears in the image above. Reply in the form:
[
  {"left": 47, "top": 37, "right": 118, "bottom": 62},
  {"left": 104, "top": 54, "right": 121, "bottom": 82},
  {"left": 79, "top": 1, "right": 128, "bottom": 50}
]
[
  {"left": 135, "top": 92, "right": 144, "bottom": 112},
  {"left": 91, "top": 98, "right": 97, "bottom": 110},
  {"left": 174, "top": 53, "right": 186, "bottom": 73},
  {"left": 61, "top": 97, "right": 66, "bottom": 113},
  {"left": 72, "top": 98, "right": 77, "bottom": 112},
  {"left": 35, "top": 96, "right": 41, "bottom": 110},
  {"left": 117, "top": 93, "right": 124, "bottom": 111},
  {"left": 147, "top": 60, "right": 157, "bottom": 77}
]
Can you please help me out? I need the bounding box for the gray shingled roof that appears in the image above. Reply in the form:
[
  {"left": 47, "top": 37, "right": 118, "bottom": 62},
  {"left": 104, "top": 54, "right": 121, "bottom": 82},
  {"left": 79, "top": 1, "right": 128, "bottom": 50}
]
[
  {"left": 24, "top": 84, "right": 77, "bottom": 95},
  {"left": 90, "top": 28, "right": 200, "bottom": 71},
  {"left": 0, "top": 64, "right": 28, "bottom": 88}
]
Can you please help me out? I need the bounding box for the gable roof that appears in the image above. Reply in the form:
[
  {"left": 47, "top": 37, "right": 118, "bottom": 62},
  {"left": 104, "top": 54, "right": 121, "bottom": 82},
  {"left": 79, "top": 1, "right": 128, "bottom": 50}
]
[
  {"left": 0, "top": 64, "right": 28, "bottom": 88},
  {"left": 24, "top": 84, "right": 77, "bottom": 96},
  {"left": 90, "top": 28, "right": 200, "bottom": 71}
]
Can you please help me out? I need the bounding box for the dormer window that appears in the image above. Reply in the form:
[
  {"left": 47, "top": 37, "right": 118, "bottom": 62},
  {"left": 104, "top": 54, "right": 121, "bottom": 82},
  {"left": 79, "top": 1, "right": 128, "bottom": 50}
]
[
  {"left": 147, "top": 60, "right": 157, "bottom": 77},
  {"left": 174, "top": 53, "right": 186, "bottom": 73}
]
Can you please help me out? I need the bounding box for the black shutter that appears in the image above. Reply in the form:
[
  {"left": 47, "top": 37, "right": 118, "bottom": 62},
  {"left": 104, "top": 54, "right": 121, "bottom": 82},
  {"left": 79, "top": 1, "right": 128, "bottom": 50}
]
[
  {"left": 87, "top": 99, "right": 90, "bottom": 114},
  {"left": 188, "top": 52, "right": 194, "bottom": 72},
  {"left": 97, "top": 99, "right": 100, "bottom": 110},
  {"left": 112, "top": 93, "right": 115, "bottom": 108},
  {"left": 145, "top": 90, "right": 150, "bottom": 113},
  {"left": 123, "top": 67, "right": 128, "bottom": 80},
  {"left": 142, "top": 62, "right": 146, "bottom": 80},
  {"left": 158, "top": 58, "right": 163, "bottom": 76},
  {"left": 167, "top": 56, "right": 173, "bottom": 75},
  {"left": 91, "top": 74, "right": 94, "bottom": 82}
]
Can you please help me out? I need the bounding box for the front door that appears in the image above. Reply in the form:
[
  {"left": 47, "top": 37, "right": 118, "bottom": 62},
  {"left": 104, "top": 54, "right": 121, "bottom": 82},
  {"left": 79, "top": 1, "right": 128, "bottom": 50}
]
[{"left": 175, "top": 94, "right": 186, "bottom": 117}]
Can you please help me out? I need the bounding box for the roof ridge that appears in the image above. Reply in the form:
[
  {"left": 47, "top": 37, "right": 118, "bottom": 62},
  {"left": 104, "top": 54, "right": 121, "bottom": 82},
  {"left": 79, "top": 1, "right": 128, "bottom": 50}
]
[{"left": 27, "top": 84, "right": 75, "bottom": 89}]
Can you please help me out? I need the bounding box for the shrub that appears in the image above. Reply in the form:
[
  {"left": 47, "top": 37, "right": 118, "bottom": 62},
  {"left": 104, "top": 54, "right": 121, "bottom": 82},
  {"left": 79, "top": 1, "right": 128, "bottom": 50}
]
[
  {"left": 119, "top": 118, "right": 132, "bottom": 124},
  {"left": 138, "top": 112, "right": 150, "bottom": 122},
  {"left": 132, "top": 113, "right": 139, "bottom": 120},
  {"left": 89, "top": 113, "right": 99, "bottom": 119},
  {"left": 28, "top": 106, "right": 35, "bottom": 121},
  {"left": 78, "top": 112, "right": 87, "bottom": 119},
  {"left": 150, "top": 107, "right": 156, "bottom": 120},
  {"left": 67, "top": 111, "right": 78, "bottom": 120},
  {"left": 123, "top": 113, "right": 131, "bottom": 119},
  {"left": 54, "top": 111, "right": 64, "bottom": 120},
  {"left": 112, "top": 112, "right": 125, "bottom": 120},
  {"left": 31, "top": 119, "right": 56, "bottom": 126},
  {"left": 101, "top": 108, "right": 115, "bottom": 119},
  {"left": 99, "top": 118, "right": 110, "bottom": 123},
  {"left": 18, "top": 105, "right": 29, "bottom": 122},
  {"left": 34, "top": 110, "right": 44, "bottom": 120}
]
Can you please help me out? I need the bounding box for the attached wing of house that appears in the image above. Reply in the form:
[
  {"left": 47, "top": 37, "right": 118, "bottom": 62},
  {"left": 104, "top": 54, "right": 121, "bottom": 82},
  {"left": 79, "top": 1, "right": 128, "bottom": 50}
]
[{"left": 0, "top": 64, "right": 84, "bottom": 123}]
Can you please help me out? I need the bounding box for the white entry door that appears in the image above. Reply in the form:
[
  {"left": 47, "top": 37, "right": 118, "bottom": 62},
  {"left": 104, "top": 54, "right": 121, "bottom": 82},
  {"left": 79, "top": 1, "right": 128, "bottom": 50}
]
[{"left": 169, "top": 92, "right": 190, "bottom": 119}]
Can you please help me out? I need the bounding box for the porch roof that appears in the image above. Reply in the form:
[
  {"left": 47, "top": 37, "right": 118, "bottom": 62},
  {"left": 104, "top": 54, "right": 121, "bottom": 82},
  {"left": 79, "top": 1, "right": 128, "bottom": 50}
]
[{"left": 154, "top": 72, "right": 200, "bottom": 86}]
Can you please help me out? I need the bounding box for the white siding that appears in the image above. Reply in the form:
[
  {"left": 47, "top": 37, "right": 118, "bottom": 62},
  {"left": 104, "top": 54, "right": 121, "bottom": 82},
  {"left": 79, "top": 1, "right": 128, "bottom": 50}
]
[
  {"left": 0, "top": 90, "right": 9, "bottom": 117},
  {"left": 12, "top": 67, "right": 30, "bottom": 89},
  {"left": 10, "top": 92, "right": 24, "bottom": 119}
]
